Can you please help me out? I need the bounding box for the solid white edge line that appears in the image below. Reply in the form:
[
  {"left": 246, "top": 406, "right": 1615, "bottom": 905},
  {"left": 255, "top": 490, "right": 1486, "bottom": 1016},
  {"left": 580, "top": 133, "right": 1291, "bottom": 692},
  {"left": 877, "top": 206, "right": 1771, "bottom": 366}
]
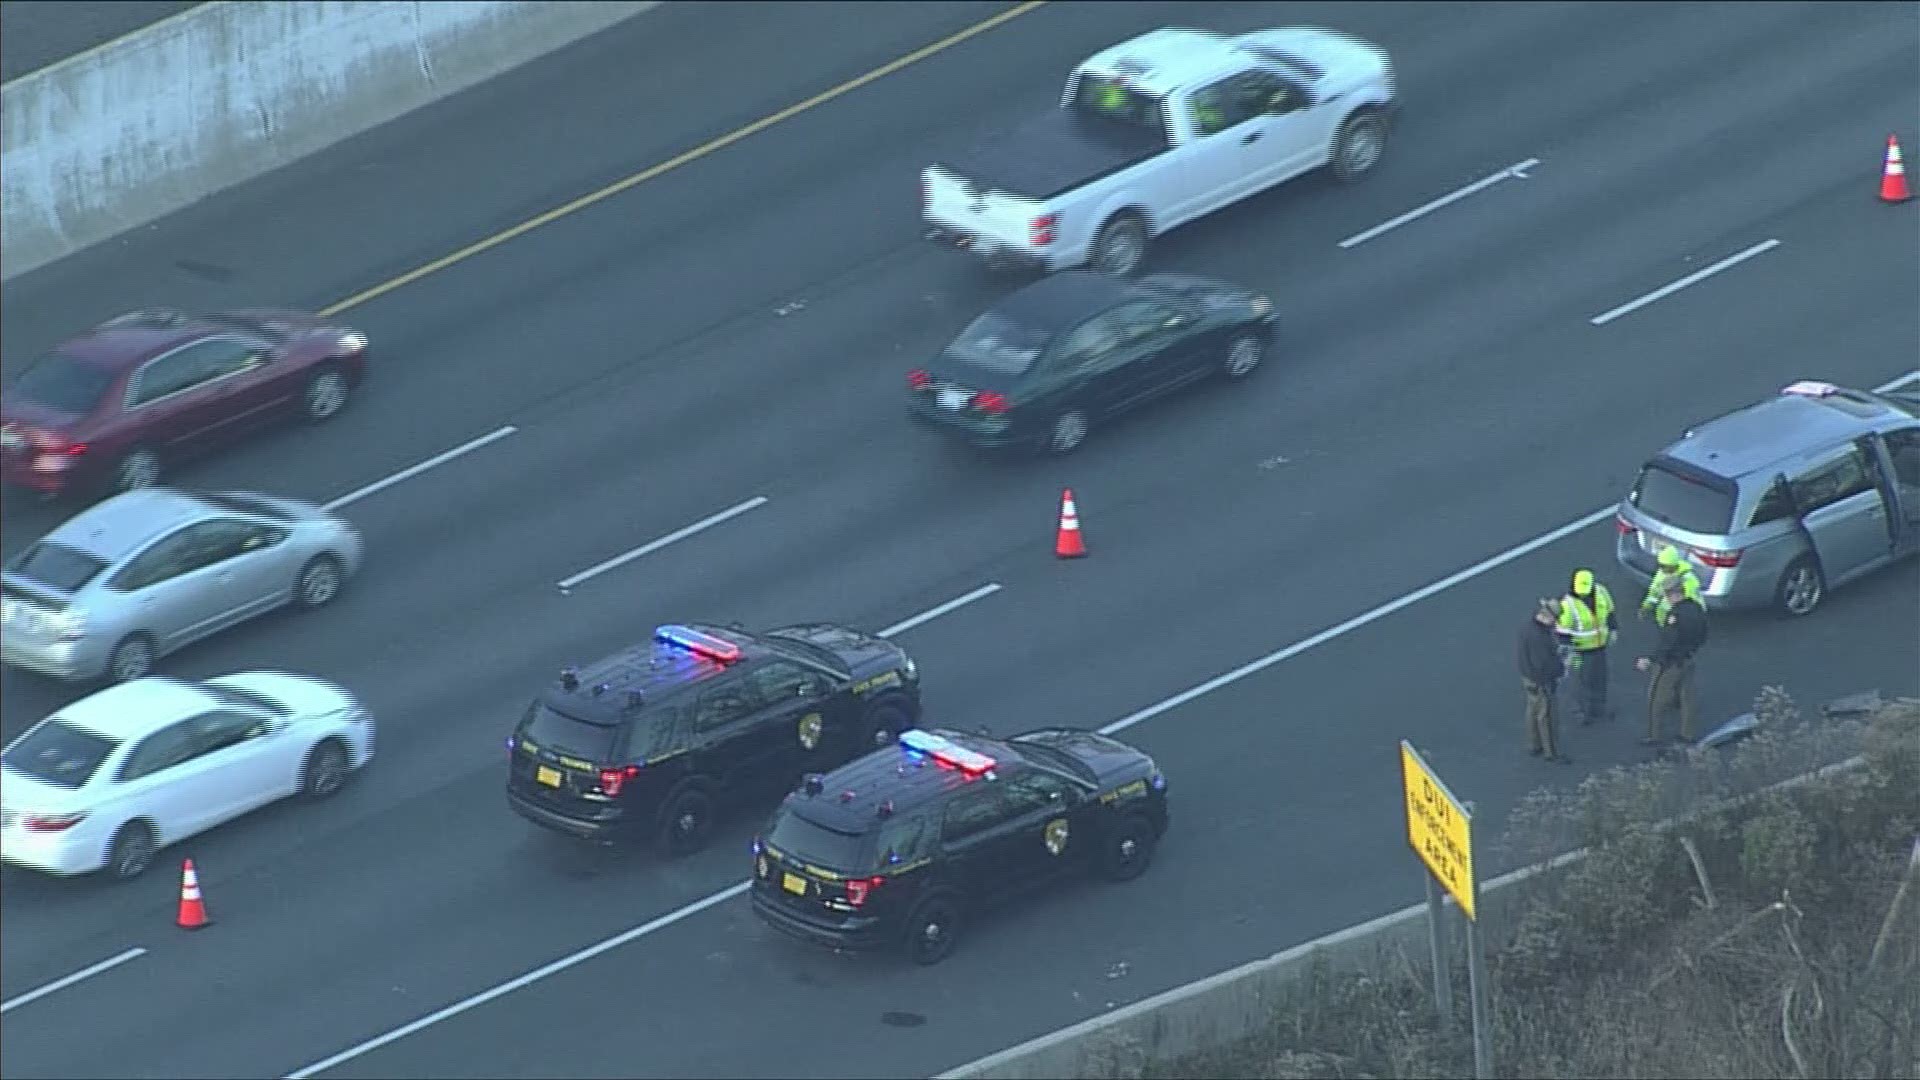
[
  {"left": 282, "top": 883, "right": 749, "bottom": 1080},
  {"left": 1590, "top": 238, "right": 1781, "bottom": 326},
  {"left": 556, "top": 496, "right": 770, "bottom": 591},
  {"left": 280, "top": 369, "right": 1920, "bottom": 1079},
  {"left": 878, "top": 583, "right": 1003, "bottom": 638},
  {"left": 1337, "top": 158, "right": 1540, "bottom": 249},
  {"left": 1100, "top": 505, "right": 1616, "bottom": 736},
  {"left": 321, "top": 426, "right": 518, "bottom": 512},
  {"left": 0, "top": 947, "right": 148, "bottom": 1014}
]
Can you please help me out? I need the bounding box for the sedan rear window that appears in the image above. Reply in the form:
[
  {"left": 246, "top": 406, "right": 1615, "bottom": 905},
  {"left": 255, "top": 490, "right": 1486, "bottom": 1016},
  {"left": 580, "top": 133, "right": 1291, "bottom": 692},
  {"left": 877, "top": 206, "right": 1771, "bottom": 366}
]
[
  {"left": 947, "top": 313, "right": 1049, "bottom": 376},
  {"left": 6, "top": 541, "right": 108, "bottom": 592},
  {"left": 519, "top": 703, "right": 621, "bottom": 763},
  {"left": 9, "top": 353, "right": 115, "bottom": 415},
  {"left": 766, "top": 808, "right": 872, "bottom": 872},
  {"left": 1630, "top": 461, "right": 1736, "bottom": 535},
  {"left": 3, "top": 720, "right": 119, "bottom": 789}
]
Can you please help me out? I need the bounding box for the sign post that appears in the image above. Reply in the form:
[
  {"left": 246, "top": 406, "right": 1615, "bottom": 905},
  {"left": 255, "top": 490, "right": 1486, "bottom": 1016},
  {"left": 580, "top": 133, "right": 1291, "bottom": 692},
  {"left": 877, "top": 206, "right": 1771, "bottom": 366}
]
[{"left": 1400, "top": 741, "right": 1492, "bottom": 1079}]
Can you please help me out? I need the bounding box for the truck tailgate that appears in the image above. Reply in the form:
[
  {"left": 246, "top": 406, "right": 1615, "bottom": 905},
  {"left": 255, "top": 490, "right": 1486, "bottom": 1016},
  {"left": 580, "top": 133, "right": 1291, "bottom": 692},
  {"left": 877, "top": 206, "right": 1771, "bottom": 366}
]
[{"left": 924, "top": 166, "right": 1045, "bottom": 249}]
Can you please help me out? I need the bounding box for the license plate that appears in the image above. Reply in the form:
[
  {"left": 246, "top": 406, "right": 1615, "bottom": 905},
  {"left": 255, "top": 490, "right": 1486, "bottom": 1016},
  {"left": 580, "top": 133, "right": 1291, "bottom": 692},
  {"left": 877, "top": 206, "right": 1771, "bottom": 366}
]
[
  {"left": 536, "top": 765, "right": 562, "bottom": 788},
  {"left": 937, "top": 388, "right": 970, "bottom": 411},
  {"left": 782, "top": 872, "right": 808, "bottom": 896}
]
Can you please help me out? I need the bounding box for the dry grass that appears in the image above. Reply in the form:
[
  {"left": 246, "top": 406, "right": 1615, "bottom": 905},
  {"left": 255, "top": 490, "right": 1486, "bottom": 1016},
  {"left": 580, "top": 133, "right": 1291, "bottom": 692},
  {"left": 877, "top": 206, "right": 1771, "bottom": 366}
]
[{"left": 1123, "top": 692, "right": 1920, "bottom": 1080}]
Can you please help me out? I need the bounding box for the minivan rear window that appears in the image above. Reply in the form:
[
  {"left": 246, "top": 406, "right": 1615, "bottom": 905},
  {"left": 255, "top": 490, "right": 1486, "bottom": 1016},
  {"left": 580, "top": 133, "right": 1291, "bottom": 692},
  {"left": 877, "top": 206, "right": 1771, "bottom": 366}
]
[
  {"left": 2, "top": 720, "right": 118, "bottom": 789},
  {"left": 766, "top": 808, "right": 871, "bottom": 871},
  {"left": 6, "top": 541, "right": 108, "bottom": 593},
  {"left": 1630, "top": 461, "right": 1736, "bottom": 534},
  {"left": 519, "top": 702, "right": 620, "bottom": 762}
]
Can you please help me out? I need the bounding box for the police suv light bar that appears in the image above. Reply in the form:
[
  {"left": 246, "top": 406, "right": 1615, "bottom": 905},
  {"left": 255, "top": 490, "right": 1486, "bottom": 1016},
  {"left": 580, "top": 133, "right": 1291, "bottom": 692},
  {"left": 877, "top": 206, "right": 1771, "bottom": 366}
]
[
  {"left": 654, "top": 624, "right": 742, "bottom": 663},
  {"left": 1781, "top": 380, "right": 1840, "bottom": 398},
  {"left": 899, "top": 729, "right": 996, "bottom": 774}
]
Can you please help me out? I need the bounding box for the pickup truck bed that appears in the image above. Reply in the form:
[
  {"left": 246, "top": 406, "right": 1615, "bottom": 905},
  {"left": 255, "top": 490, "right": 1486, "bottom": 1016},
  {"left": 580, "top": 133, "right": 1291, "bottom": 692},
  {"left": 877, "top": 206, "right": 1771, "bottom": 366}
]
[{"left": 936, "top": 110, "right": 1164, "bottom": 202}]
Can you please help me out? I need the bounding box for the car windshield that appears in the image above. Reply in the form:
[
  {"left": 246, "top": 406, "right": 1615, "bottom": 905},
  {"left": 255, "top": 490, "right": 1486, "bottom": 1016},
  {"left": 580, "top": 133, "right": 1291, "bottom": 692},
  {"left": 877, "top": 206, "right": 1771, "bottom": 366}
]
[
  {"left": 2, "top": 720, "right": 118, "bottom": 789},
  {"left": 8, "top": 353, "right": 114, "bottom": 415},
  {"left": 6, "top": 541, "right": 108, "bottom": 592},
  {"left": 195, "top": 492, "right": 294, "bottom": 521},
  {"left": 519, "top": 702, "right": 621, "bottom": 762},
  {"left": 1869, "top": 391, "right": 1920, "bottom": 419},
  {"left": 201, "top": 683, "right": 291, "bottom": 717},
  {"left": 946, "top": 312, "right": 1049, "bottom": 376},
  {"left": 1630, "top": 461, "right": 1736, "bottom": 534},
  {"left": 766, "top": 808, "right": 872, "bottom": 872}
]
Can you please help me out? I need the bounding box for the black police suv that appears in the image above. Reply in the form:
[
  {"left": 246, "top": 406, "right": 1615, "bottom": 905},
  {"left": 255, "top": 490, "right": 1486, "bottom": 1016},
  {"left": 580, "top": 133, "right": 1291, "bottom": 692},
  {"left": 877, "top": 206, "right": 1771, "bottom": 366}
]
[
  {"left": 907, "top": 269, "right": 1276, "bottom": 455},
  {"left": 750, "top": 726, "right": 1169, "bottom": 965},
  {"left": 507, "top": 623, "right": 921, "bottom": 855}
]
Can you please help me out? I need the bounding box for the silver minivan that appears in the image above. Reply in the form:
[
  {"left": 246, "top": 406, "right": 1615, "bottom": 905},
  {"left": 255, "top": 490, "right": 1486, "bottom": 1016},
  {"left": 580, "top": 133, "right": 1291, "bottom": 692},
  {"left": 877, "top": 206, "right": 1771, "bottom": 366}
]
[
  {"left": 1615, "top": 380, "right": 1920, "bottom": 617},
  {"left": 2, "top": 488, "right": 363, "bottom": 682}
]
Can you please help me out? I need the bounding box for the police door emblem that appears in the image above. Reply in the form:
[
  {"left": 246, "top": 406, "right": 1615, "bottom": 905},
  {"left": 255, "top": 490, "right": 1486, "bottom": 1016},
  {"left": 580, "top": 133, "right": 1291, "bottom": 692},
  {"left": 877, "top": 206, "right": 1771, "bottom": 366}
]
[
  {"left": 797, "top": 712, "right": 824, "bottom": 750},
  {"left": 1043, "top": 818, "right": 1070, "bottom": 856}
]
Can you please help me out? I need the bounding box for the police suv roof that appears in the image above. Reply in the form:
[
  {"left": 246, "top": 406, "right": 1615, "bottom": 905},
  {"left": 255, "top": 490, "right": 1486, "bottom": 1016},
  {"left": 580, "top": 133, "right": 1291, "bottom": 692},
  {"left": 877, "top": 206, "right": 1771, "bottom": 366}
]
[
  {"left": 542, "top": 624, "right": 754, "bottom": 725},
  {"left": 1667, "top": 384, "right": 1913, "bottom": 480},
  {"left": 787, "top": 730, "right": 1035, "bottom": 833}
]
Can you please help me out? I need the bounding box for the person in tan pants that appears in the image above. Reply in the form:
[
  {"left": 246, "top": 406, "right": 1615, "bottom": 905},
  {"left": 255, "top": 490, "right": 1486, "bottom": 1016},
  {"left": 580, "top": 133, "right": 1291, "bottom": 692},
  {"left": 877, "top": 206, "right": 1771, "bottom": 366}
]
[{"left": 1637, "top": 579, "right": 1708, "bottom": 745}]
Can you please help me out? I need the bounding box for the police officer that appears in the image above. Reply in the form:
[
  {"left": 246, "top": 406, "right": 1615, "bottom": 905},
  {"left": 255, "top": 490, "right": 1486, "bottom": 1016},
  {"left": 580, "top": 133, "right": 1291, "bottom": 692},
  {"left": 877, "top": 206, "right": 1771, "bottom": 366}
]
[
  {"left": 1518, "top": 599, "right": 1570, "bottom": 763},
  {"left": 1560, "top": 569, "right": 1619, "bottom": 724},
  {"left": 1636, "top": 578, "right": 1708, "bottom": 746},
  {"left": 1640, "top": 546, "right": 1703, "bottom": 623}
]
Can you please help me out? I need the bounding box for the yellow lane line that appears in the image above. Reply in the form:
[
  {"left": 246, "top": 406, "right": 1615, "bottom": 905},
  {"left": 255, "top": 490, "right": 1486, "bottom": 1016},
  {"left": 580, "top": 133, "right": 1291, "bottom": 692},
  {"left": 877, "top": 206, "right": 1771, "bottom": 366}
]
[{"left": 319, "top": 1, "right": 1048, "bottom": 318}]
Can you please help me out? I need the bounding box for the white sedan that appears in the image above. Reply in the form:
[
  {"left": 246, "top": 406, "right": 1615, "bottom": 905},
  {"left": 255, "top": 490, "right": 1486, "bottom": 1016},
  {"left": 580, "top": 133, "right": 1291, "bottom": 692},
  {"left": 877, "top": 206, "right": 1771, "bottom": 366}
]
[{"left": 0, "top": 672, "right": 375, "bottom": 880}]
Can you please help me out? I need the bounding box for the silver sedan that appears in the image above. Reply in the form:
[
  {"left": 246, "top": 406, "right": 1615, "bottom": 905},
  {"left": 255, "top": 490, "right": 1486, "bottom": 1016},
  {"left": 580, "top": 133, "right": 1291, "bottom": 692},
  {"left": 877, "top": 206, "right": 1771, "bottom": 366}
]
[{"left": 2, "top": 488, "right": 363, "bottom": 682}]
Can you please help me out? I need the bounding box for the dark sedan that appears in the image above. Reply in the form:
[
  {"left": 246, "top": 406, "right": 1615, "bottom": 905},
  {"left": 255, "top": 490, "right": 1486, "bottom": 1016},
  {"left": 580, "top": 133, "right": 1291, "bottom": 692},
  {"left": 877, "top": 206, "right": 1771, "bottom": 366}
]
[
  {"left": 1, "top": 307, "right": 368, "bottom": 499},
  {"left": 908, "top": 271, "right": 1275, "bottom": 454}
]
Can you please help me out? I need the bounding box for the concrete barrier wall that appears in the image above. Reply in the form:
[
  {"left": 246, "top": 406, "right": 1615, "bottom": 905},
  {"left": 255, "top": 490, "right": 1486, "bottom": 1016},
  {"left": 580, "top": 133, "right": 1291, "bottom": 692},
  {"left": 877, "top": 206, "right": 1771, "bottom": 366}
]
[
  {"left": 940, "top": 746, "right": 1877, "bottom": 1080},
  {"left": 1, "top": 0, "right": 658, "bottom": 281}
]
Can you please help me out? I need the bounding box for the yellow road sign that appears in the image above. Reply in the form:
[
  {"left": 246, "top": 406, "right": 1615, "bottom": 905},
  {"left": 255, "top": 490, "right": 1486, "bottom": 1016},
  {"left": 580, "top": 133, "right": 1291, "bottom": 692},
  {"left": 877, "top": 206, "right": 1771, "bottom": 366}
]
[{"left": 1400, "top": 741, "right": 1476, "bottom": 920}]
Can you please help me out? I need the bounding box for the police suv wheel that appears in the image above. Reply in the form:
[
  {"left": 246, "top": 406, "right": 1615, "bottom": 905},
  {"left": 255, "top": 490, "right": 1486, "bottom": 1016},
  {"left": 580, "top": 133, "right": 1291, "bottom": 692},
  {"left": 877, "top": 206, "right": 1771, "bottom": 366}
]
[
  {"left": 862, "top": 699, "right": 915, "bottom": 750},
  {"left": 904, "top": 896, "right": 962, "bottom": 966},
  {"left": 1100, "top": 814, "right": 1158, "bottom": 883},
  {"left": 657, "top": 784, "right": 715, "bottom": 857},
  {"left": 1775, "top": 556, "right": 1823, "bottom": 618}
]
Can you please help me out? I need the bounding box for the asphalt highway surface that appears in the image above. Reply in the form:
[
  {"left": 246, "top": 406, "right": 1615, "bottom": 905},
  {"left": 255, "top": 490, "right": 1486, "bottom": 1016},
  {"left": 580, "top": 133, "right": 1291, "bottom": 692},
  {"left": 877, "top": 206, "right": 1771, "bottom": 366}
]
[{"left": 2, "top": 2, "right": 1916, "bottom": 1078}]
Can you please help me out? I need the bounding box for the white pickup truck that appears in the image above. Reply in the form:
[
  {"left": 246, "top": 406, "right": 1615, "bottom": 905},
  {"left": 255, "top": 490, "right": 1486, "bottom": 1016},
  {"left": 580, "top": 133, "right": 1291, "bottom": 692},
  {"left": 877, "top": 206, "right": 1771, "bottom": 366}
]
[{"left": 922, "top": 27, "right": 1397, "bottom": 276}]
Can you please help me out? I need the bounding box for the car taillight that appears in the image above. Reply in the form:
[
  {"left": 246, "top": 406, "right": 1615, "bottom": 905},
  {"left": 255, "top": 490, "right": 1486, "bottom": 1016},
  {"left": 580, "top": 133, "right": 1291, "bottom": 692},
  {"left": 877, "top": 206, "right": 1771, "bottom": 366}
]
[
  {"left": 23, "top": 812, "right": 88, "bottom": 832},
  {"left": 597, "top": 765, "right": 640, "bottom": 797},
  {"left": 1615, "top": 515, "right": 1636, "bottom": 535},
  {"left": 1030, "top": 213, "right": 1059, "bottom": 247},
  {"left": 907, "top": 368, "right": 931, "bottom": 390},
  {"left": 1694, "top": 548, "right": 1742, "bottom": 568},
  {"left": 845, "top": 876, "right": 884, "bottom": 907},
  {"left": 973, "top": 391, "right": 1009, "bottom": 414}
]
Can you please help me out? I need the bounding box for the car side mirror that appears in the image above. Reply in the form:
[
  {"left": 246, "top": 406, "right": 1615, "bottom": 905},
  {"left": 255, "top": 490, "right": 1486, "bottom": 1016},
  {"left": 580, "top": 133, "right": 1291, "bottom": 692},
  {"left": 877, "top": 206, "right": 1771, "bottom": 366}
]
[{"left": 798, "top": 680, "right": 823, "bottom": 698}]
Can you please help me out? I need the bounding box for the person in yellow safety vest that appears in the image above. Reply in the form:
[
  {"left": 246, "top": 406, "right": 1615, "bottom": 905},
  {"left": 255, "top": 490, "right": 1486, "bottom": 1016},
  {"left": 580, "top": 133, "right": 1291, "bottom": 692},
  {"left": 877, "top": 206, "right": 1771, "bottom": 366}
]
[
  {"left": 1640, "top": 546, "right": 1704, "bottom": 623},
  {"left": 1096, "top": 82, "right": 1128, "bottom": 114},
  {"left": 1560, "top": 569, "right": 1620, "bottom": 725}
]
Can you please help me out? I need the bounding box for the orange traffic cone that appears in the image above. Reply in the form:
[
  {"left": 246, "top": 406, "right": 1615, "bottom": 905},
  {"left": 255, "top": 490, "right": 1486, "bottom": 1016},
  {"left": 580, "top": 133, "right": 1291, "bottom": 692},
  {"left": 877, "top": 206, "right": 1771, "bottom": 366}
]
[
  {"left": 1881, "top": 135, "right": 1912, "bottom": 203},
  {"left": 176, "top": 859, "right": 211, "bottom": 930},
  {"left": 1054, "top": 489, "right": 1087, "bottom": 559}
]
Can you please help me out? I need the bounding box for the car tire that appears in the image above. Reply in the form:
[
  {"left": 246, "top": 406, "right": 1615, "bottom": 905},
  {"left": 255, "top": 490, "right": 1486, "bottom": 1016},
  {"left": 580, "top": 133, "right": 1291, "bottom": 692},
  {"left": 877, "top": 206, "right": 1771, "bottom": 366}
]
[
  {"left": 1089, "top": 212, "right": 1149, "bottom": 277},
  {"left": 302, "top": 739, "right": 352, "bottom": 797},
  {"left": 106, "top": 633, "right": 156, "bottom": 684},
  {"left": 1329, "top": 108, "right": 1390, "bottom": 182},
  {"left": 1098, "top": 813, "right": 1159, "bottom": 883},
  {"left": 1775, "top": 555, "right": 1824, "bottom": 618},
  {"left": 302, "top": 365, "right": 351, "bottom": 423},
  {"left": 1042, "top": 410, "right": 1089, "bottom": 456},
  {"left": 295, "top": 555, "right": 345, "bottom": 609},
  {"left": 104, "top": 820, "right": 158, "bottom": 881},
  {"left": 112, "top": 447, "right": 162, "bottom": 494},
  {"left": 656, "top": 781, "right": 716, "bottom": 857},
  {"left": 902, "top": 894, "right": 963, "bottom": 966},
  {"left": 1222, "top": 333, "right": 1263, "bottom": 380},
  {"left": 860, "top": 696, "right": 916, "bottom": 751}
]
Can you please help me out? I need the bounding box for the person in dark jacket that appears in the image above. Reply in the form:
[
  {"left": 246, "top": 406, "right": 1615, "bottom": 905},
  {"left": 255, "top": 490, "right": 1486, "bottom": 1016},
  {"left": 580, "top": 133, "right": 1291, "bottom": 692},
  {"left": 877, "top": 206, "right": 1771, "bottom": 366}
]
[
  {"left": 1636, "top": 579, "right": 1708, "bottom": 745},
  {"left": 1518, "top": 599, "right": 1569, "bottom": 763}
]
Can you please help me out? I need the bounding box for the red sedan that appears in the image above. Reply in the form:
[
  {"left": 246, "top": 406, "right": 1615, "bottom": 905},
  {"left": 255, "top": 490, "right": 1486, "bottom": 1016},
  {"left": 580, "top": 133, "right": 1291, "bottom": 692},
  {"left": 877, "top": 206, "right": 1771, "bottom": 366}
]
[{"left": 1, "top": 308, "right": 369, "bottom": 498}]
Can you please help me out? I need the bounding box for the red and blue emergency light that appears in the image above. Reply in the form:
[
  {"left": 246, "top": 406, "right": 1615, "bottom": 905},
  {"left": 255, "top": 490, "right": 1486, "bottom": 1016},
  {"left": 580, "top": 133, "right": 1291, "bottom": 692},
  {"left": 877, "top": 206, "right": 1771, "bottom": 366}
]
[
  {"left": 899, "top": 729, "right": 996, "bottom": 774},
  {"left": 654, "top": 624, "right": 742, "bottom": 663}
]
